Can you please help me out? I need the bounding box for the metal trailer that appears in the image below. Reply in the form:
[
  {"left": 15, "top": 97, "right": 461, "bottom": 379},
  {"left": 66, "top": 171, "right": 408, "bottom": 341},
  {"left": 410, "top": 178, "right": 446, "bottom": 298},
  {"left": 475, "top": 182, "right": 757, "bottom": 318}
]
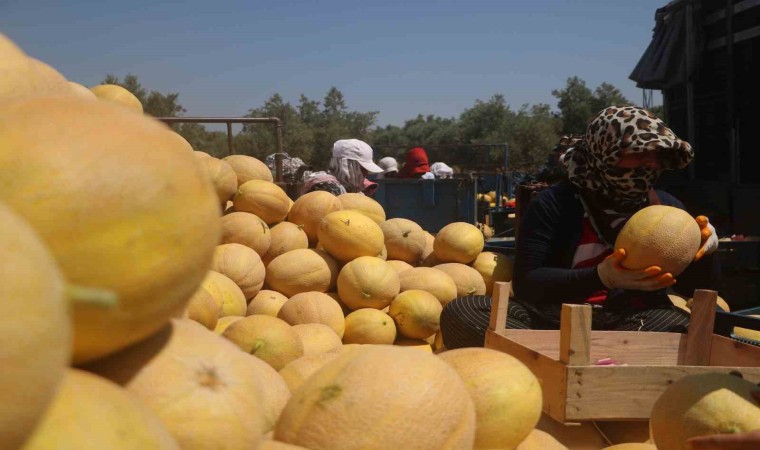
[{"left": 372, "top": 143, "right": 516, "bottom": 237}]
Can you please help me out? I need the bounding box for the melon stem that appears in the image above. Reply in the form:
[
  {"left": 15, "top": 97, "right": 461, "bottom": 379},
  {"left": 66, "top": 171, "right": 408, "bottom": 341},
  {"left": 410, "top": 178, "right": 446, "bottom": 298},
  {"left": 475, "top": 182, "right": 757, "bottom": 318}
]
[{"left": 65, "top": 284, "right": 119, "bottom": 308}]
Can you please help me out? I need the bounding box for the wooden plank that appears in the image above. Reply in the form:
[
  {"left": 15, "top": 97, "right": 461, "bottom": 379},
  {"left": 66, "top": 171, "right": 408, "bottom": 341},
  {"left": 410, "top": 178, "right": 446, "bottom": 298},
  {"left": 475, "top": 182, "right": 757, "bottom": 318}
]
[
  {"left": 564, "top": 365, "right": 760, "bottom": 421},
  {"left": 485, "top": 330, "right": 569, "bottom": 423},
  {"left": 682, "top": 289, "right": 718, "bottom": 365},
  {"left": 560, "top": 304, "right": 592, "bottom": 366},
  {"left": 487, "top": 281, "right": 510, "bottom": 332},
  {"left": 709, "top": 334, "right": 760, "bottom": 367},
  {"left": 503, "top": 330, "right": 684, "bottom": 366}
]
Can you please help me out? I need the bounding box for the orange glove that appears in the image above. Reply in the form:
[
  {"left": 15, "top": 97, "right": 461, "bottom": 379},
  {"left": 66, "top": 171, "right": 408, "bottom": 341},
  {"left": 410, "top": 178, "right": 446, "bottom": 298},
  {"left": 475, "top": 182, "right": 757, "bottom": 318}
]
[
  {"left": 694, "top": 215, "right": 719, "bottom": 262},
  {"left": 597, "top": 249, "right": 676, "bottom": 291}
]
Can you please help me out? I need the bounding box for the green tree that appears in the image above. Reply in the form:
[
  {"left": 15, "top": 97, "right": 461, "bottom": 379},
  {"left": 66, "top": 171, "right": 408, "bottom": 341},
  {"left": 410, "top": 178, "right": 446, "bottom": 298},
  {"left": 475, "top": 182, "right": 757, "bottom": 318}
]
[
  {"left": 508, "top": 104, "right": 562, "bottom": 172},
  {"left": 552, "top": 77, "right": 632, "bottom": 135},
  {"left": 241, "top": 93, "right": 314, "bottom": 161}
]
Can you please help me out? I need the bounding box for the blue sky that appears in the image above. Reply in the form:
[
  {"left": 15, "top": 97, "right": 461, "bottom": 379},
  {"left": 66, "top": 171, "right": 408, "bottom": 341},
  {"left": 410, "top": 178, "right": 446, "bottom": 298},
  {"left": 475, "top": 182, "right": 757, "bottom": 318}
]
[{"left": 1, "top": 0, "right": 665, "bottom": 126}]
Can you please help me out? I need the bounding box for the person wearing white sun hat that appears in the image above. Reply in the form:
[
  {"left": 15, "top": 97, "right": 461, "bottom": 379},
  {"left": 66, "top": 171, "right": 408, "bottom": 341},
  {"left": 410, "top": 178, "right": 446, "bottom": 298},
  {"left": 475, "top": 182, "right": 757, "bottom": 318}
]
[
  {"left": 376, "top": 156, "right": 399, "bottom": 179},
  {"left": 301, "top": 139, "right": 383, "bottom": 196}
]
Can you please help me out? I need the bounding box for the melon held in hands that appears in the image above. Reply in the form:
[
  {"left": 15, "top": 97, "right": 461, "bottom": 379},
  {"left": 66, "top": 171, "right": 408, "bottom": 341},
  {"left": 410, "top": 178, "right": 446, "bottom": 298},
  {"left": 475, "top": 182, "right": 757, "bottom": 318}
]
[{"left": 614, "top": 205, "right": 701, "bottom": 276}]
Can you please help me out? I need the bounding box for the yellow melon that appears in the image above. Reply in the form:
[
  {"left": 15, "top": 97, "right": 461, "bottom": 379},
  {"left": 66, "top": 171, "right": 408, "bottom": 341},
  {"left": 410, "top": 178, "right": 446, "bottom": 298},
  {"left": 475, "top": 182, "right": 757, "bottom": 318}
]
[
  {"left": 223, "top": 154, "right": 274, "bottom": 184},
  {"left": 278, "top": 351, "right": 344, "bottom": 393},
  {"left": 248, "top": 290, "right": 289, "bottom": 317},
  {"left": 389, "top": 290, "right": 443, "bottom": 339},
  {"left": 386, "top": 259, "right": 414, "bottom": 274},
  {"left": 420, "top": 231, "right": 443, "bottom": 267},
  {"left": 213, "top": 315, "right": 244, "bottom": 335},
  {"left": 288, "top": 191, "right": 343, "bottom": 246},
  {"left": 0, "top": 33, "right": 37, "bottom": 99},
  {"left": 273, "top": 345, "right": 476, "bottom": 449},
  {"left": 343, "top": 308, "right": 397, "bottom": 345},
  {"left": 277, "top": 292, "right": 346, "bottom": 338},
  {"left": 266, "top": 249, "right": 339, "bottom": 297},
  {"left": 615, "top": 205, "right": 701, "bottom": 276},
  {"left": 0, "top": 97, "right": 220, "bottom": 363},
  {"left": 650, "top": 372, "right": 760, "bottom": 450},
  {"left": 257, "top": 441, "right": 310, "bottom": 450},
  {"left": 734, "top": 314, "right": 760, "bottom": 341},
  {"left": 434, "top": 263, "right": 487, "bottom": 297},
  {"left": 516, "top": 429, "right": 568, "bottom": 450},
  {"left": 434, "top": 222, "right": 485, "bottom": 264},
  {"left": 25, "top": 58, "right": 71, "bottom": 95},
  {"left": 668, "top": 294, "right": 690, "bottom": 314},
  {"left": 234, "top": 180, "right": 291, "bottom": 225},
  {"left": 220, "top": 212, "right": 271, "bottom": 256},
  {"left": 263, "top": 222, "right": 309, "bottom": 265},
  {"left": 338, "top": 192, "right": 386, "bottom": 224},
  {"left": 67, "top": 81, "right": 97, "bottom": 100},
  {"left": 201, "top": 271, "right": 247, "bottom": 317},
  {"left": 0, "top": 203, "right": 70, "bottom": 450},
  {"left": 223, "top": 314, "right": 304, "bottom": 371},
  {"left": 196, "top": 155, "right": 238, "bottom": 204},
  {"left": 184, "top": 286, "right": 219, "bottom": 330},
  {"left": 23, "top": 369, "right": 178, "bottom": 450},
  {"left": 534, "top": 414, "right": 608, "bottom": 450},
  {"left": 337, "top": 256, "right": 401, "bottom": 310},
  {"left": 394, "top": 338, "right": 434, "bottom": 352},
  {"left": 472, "top": 251, "right": 514, "bottom": 295},
  {"left": 90, "top": 84, "right": 144, "bottom": 113},
  {"left": 399, "top": 267, "right": 458, "bottom": 306},
  {"left": 438, "top": 348, "right": 542, "bottom": 449},
  {"left": 686, "top": 295, "right": 730, "bottom": 312},
  {"left": 291, "top": 323, "right": 343, "bottom": 355},
  {"left": 85, "top": 319, "right": 273, "bottom": 448},
  {"left": 381, "top": 218, "right": 427, "bottom": 264},
  {"left": 211, "top": 243, "right": 265, "bottom": 300},
  {"left": 318, "top": 210, "right": 385, "bottom": 263}
]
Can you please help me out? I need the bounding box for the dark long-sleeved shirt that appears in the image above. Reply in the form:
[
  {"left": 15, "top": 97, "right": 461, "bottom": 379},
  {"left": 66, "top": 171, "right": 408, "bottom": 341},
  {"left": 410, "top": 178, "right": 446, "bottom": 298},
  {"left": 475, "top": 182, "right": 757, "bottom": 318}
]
[{"left": 513, "top": 181, "right": 720, "bottom": 306}]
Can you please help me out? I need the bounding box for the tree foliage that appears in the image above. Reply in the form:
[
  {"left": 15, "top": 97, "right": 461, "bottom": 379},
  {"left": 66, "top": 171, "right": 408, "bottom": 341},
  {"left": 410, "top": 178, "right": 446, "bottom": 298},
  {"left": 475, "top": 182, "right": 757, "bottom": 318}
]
[
  {"left": 551, "top": 76, "right": 631, "bottom": 135},
  {"left": 102, "top": 74, "right": 652, "bottom": 174}
]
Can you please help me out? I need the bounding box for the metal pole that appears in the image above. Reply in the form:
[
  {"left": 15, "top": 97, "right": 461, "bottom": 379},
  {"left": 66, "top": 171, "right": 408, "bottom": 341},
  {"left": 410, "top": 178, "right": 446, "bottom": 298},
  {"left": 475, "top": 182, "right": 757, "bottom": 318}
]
[{"left": 226, "top": 122, "right": 234, "bottom": 155}]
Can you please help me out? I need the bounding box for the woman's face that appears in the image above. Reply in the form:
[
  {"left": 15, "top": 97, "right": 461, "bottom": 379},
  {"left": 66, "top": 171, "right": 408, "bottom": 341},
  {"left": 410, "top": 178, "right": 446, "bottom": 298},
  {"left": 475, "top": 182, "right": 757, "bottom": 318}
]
[{"left": 614, "top": 150, "right": 662, "bottom": 170}]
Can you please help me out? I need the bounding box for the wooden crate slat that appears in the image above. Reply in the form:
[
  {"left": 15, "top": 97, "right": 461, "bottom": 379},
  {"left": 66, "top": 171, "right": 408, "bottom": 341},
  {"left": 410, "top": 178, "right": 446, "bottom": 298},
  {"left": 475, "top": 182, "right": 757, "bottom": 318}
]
[
  {"left": 485, "top": 331, "right": 568, "bottom": 423},
  {"left": 503, "top": 329, "right": 685, "bottom": 366},
  {"left": 709, "top": 334, "right": 760, "bottom": 366},
  {"left": 564, "top": 365, "right": 760, "bottom": 421}
]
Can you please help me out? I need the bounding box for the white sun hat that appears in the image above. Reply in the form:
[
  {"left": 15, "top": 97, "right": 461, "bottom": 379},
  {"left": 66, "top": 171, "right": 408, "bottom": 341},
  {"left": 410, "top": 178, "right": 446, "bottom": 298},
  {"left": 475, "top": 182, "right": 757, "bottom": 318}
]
[{"left": 332, "top": 139, "right": 383, "bottom": 173}]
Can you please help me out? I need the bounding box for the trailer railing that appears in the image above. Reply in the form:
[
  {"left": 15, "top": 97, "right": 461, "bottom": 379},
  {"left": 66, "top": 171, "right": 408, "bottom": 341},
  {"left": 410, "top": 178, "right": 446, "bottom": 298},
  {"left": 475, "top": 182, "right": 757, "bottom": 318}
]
[{"left": 156, "top": 116, "right": 285, "bottom": 180}]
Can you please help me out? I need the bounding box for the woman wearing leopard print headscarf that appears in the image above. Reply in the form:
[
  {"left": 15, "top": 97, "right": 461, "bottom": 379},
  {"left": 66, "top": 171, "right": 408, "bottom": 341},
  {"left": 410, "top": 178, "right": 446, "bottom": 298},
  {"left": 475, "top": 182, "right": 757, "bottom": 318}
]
[{"left": 440, "top": 106, "right": 720, "bottom": 349}]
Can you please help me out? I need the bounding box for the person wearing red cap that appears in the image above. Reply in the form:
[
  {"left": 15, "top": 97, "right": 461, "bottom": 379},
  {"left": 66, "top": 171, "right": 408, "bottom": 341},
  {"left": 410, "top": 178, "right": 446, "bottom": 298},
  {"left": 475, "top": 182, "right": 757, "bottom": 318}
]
[{"left": 397, "top": 147, "right": 431, "bottom": 179}]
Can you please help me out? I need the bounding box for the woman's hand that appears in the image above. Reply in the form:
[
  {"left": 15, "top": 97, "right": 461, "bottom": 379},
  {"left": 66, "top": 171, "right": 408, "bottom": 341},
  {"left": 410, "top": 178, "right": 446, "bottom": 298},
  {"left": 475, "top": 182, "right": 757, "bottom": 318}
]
[
  {"left": 597, "top": 248, "right": 676, "bottom": 291},
  {"left": 685, "top": 391, "right": 760, "bottom": 449},
  {"left": 694, "top": 215, "right": 719, "bottom": 262}
]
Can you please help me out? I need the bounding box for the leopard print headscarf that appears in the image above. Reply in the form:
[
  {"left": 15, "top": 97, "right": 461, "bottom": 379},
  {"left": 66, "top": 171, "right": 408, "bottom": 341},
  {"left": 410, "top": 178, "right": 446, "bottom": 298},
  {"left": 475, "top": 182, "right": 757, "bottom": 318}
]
[{"left": 562, "top": 106, "right": 694, "bottom": 244}]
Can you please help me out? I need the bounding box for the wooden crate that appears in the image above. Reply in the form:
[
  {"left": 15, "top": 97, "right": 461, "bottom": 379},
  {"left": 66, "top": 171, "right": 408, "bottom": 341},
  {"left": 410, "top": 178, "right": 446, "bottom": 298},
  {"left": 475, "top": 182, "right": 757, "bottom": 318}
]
[{"left": 484, "top": 282, "right": 760, "bottom": 423}]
